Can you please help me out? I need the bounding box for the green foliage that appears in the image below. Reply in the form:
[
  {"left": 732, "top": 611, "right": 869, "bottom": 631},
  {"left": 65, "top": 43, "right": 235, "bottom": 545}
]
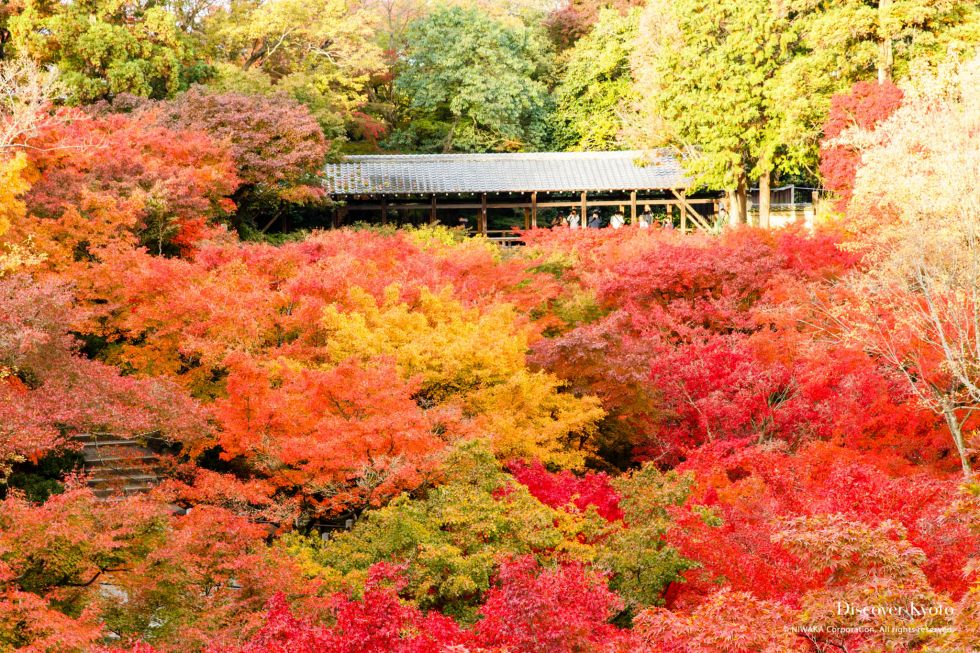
[
  {"left": 635, "top": 0, "right": 802, "bottom": 190},
  {"left": 3, "top": 449, "right": 84, "bottom": 503},
  {"left": 600, "top": 465, "right": 697, "bottom": 612},
  {"left": 9, "top": 0, "right": 201, "bottom": 103},
  {"left": 284, "top": 439, "right": 604, "bottom": 622},
  {"left": 552, "top": 7, "right": 639, "bottom": 150},
  {"left": 527, "top": 251, "right": 578, "bottom": 279},
  {"left": 389, "top": 6, "right": 554, "bottom": 152},
  {"left": 792, "top": 0, "right": 980, "bottom": 84},
  {"left": 549, "top": 289, "right": 606, "bottom": 329},
  {"left": 636, "top": 0, "right": 980, "bottom": 193},
  {"left": 201, "top": 0, "right": 384, "bottom": 138},
  {"left": 771, "top": 0, "right": 980, "bottom": 178}
]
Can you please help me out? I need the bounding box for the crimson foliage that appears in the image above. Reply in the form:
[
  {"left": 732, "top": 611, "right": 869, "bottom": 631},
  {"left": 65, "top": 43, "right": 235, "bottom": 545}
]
[{"left": 819, "top": 80, "right": 904, "bottom": 209}]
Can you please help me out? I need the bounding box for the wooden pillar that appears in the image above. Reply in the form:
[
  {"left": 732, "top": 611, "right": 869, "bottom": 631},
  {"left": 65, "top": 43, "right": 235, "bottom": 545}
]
[
  {"left": 381, "top": 197, "right": 388, "bottom": 225},
  {"left": 429, "top": 195, "right": 437, "bottom": 225},
  {"left": 580, "top": 191, "right": 587, "bottom": 225},
  {"left": 523, "top": 207, "right": 530, "bottom": 230},
  {"left": 678, "top": 190, "right": 689, "bottom": 233},
  {"left": 790, "top": 184, "right": 797, "bottom": 224},
  {"left": 480, "top": 193, "right": 488, "bottom": 235},
  {"left": 758, "top": 171, "right": 771, "bottom": 230},
  {"left": 531, "top": 191, "right": 538, "bottom": 228},
  {"left": 630, "top": 190, "right": 637, "bottom": 226}
]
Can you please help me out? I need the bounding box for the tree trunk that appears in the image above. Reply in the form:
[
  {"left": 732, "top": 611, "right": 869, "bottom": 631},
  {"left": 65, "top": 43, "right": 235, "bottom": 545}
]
[
  {"left": 878, "top": 38, "right": 894, "bottom": 83},
  {"left": 443, "top": 116, "right": 459, "bottom": 153},
  {"left": 758, "top": 168, "right": 771, "bottom": 229},
  {"left": 0, "top": 29, "right": 10, "bottom": 61},
  {"left": 877, "top": 0, "right": 894, "bottom": 83},
  {"left": 942, "top": 403, "right": 973, "bottom": 479},
  {"left": 728, "top": 171, "right": 748, "bottom": 225}
]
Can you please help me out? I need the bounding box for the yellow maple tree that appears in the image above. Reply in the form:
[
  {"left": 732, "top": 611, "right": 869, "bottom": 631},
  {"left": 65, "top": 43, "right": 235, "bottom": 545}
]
[{"left": 322, "top": 284, "right": 605, "bottom": 467}]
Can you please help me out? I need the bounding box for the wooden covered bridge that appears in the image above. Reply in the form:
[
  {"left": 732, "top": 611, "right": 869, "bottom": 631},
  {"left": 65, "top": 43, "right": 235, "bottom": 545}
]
[{"left": 323, "top": 150, "right": 722, "bottom": 242}]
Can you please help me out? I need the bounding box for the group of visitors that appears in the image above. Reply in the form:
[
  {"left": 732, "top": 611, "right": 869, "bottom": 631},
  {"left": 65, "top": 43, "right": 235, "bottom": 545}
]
[{"left": 551, "top": 205, "right": 673, "bottom": 230}]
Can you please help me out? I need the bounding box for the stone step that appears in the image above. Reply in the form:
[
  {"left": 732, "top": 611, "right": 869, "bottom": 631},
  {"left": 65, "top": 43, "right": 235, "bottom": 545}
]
[
  {"left": 73, "top": 435, "right": 164, "bottom": 500},
  {"left": 91, "top": 475, "right": 158, "bottom": 486},
  {"left": 74, "top": 433, "right": 147, "bottom": 443},
  {"left": 85, "top": 463, "right": 159, "bottom": 475},
  {"left": 84, "top": 453, "right": 158, "bottom": 465},
  {"left": 88, "top": 473, "right": 159, "bottom": 486},
  {"left": 80, "top": 439, "right": 143, "bottom": 448},
  {"left": 92, "top": 479, "right": 157, "bottom": 490},
  {"left": 93, "top": 485, "right": 155, "bottom": 498}
]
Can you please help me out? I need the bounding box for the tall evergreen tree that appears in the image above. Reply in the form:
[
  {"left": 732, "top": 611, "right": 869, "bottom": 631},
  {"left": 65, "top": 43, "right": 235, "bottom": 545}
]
[
  {"left": 9, "top": 0, "right": 202, "bottom": 102},
  {"left": 792, "top": 0, "right": 980, "bottom": 84},
  {"left": 389, "top": 6, "right": 553, "bottom": 153},
  {"left": 552, "top": 7, "right": 639, "bottom": 151},
  {"left": 633, "top": 0, "right": 803, "bottom": 225}
]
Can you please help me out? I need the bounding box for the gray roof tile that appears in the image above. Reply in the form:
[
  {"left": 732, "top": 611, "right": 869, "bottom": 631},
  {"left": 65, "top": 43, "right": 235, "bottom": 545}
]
[{"left": 324, "top": 150, "right": 690, "bottom": 195}]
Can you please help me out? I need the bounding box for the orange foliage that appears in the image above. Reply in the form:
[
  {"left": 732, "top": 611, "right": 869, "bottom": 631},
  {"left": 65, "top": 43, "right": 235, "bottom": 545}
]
[{"left": 212, "top": 354, "right": 462, "bottom": 515}]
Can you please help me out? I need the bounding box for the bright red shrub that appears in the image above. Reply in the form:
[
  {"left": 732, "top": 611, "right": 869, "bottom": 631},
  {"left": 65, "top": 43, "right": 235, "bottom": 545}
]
[
  {"left": 509, "top": 459, "right": 624, "bottom": 521},
  {"left": 475, "top": 556, "right": 636, "bottom": 653},
  {"left": 819, "top": 80, "right": 904, "bottom": 209},
  {"left": 210, "top": 564, "right": 469, "bottom": 653},
  {"left": 529, "top": 310, "right": 661, "bottom": 450},
  {"left": 597, "top": 231, "right": 782, "bottom": 339},
  {"left": 212, "top": 354, "right": 458, "bottom": 516},
  {"left": 663, "top": 440, "right": 978, "bottom": 607}
]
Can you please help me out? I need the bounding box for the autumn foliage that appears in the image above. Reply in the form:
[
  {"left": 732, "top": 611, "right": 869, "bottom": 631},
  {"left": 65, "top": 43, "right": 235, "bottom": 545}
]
[
  {"left": 819, "top": 80, "right": 904, "bottom": 210},
  {"left": 2, "top": 53, "right": 980, "bottom": 653},
  {"left": 16, "top": 108, "right": 238, "bottom": 261}
]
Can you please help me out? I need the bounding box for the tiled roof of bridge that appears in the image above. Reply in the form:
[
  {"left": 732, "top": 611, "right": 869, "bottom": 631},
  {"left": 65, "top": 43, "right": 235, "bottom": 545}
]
[{"left": 323, "top": 150, "right": 690, "bottom": 195}]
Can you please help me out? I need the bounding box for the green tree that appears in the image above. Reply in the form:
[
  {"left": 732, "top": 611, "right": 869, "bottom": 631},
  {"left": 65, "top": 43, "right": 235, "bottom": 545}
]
[
  {"left": 600, "top": 464, "right": 698, "bottom": 613},
  {"left": 9, "top": 0, "right": 202, "bottom": 103},
  {"left": 389, "top": 5, "right": 553, "bottom": 152},
  {"left": 201, "top": 0, "right": 384, "bottom": 139},
  {"left": 633, "top": 0, "right": 809, "bottom": 225},
  {"left": 633, "top": 0, "right": 979, "bottom": 226},
  {"left": 284, "top": 439, "right": 604, "bottom": 622},
  {"left": 769, "top": 1, "right": 980, "bottom": 195},
  {"left": 552, "top": 7, "right": 639, "bottom": 151},
  {"left": 792, "top": 0, "right": 980, "bottom": 85}
]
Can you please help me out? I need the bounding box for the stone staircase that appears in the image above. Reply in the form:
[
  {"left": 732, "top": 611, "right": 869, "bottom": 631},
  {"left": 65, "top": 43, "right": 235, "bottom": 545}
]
[{"left": 76, "top": 434, "right": 162, "bottom": 499}]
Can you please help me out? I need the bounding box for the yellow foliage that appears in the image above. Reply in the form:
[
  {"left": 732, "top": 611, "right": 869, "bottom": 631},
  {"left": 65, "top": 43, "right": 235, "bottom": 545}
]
[
  {"left": 0, "top": 154, "right": 44, "bottom": 275},
  {"left": 404, "top": 223, "right": 470, "bottom": 249},
  {"left": 0, "top": 153, "right": 29, "bottom": 238},
  {"left": 464, "top": 369, "right": 605, "bottom": 469},
  {"left": 323, "top": 285, "right": 528, "bottom": 400},
  {"left": 322, "top": 285, "right": 606, "bottom": 468},
  {"left": 0, "top": 237, "right": 46, "bottom": 276}
]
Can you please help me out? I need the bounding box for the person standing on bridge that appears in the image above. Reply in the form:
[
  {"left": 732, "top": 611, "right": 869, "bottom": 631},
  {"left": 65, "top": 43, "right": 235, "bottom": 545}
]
[
  {"left": 587, "top": 210, "right": 602, "bottom": 229},
  {"left": 610, "top": 206, "right": 626, "bottom": 229},
  {"left": 639, "top": 205, "right": 654, "bottom": 228},
  {"left": 567, "top": 209, "right": 581, "bottom": 229}
]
